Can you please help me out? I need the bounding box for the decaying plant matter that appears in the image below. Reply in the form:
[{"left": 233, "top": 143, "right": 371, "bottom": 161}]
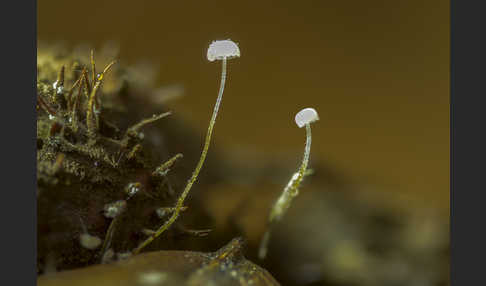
[{"left": 37, "top": 44, "right": 214, "bottom": 273}]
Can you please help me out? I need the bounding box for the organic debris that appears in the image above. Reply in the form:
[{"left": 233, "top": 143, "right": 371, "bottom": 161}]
[
  {"left": 37, "top": 45, "right": 217, "bottom": 273},
  {"left": 38, "top": 238, "right": 280, "bottom": 286}
]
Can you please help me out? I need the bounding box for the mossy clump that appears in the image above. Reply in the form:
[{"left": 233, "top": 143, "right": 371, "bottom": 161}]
[{"left": 36, "top": 44, "right": 211, "bottom": 274}]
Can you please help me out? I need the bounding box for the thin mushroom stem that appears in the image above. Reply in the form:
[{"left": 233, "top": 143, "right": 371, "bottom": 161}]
[
  {"left": 258, "top": 123, "right": 312, "bottom": 259},
  {"left": 299, "top": 123, "right": 312, "bottom": 181},
  {"left": 278, "top": 123, "right": 312, "bottom": 219},
  {"left": 285, "top": 123, "right": 312, "bottom": 196},
  {"left": 133, "top": 57, "right": 228, "bottom": 254}
]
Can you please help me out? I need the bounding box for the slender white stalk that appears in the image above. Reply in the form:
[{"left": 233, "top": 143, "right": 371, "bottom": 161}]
[
  {"left": 271, "top": 123, "right": 311, "bottom": 221},
  {"left": 174, "top": 57, "right": 227, "bottom": 211},
  {"left": 301, "top": 124, "right": 312, "bottom": 175},
  {"left": 133, "top": 58, "right": 228, "bottom": 254},
  {"left": 259, "top": 122, "right": 314, "bottom": 259}
]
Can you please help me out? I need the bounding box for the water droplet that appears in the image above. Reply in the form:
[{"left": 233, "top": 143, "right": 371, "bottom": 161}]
[
  {"left": 125, "top": 182, "right": 141, "bottom": 198},
  {"left": 103, "top": 200, "right": 127, "bottom": 218}
]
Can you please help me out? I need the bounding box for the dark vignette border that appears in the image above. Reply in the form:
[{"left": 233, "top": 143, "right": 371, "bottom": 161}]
[
  {"left": 0, "top": 0, "right": 37, "bottom": 285},
  {"left": 451, "top": 0, "right": 486, "bottom": 285},
  {"left": 2, "top": 0, "right": 485, "bottom": 285}
]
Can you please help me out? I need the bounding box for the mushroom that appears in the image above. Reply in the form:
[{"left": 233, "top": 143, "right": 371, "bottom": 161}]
[
  {"left": 295, "top": 107, "right": 319, "bottom": 128},
  {"left": 207, "top": 39, "right": 241, "bottom": 62},
  {"left": 259, "top": 107, "right": 319, "bottom": 259},
  {"left": 293, "top": 108, "right": 319, "bottom": 179},
  {"left": 133, "top": 40, "right": 240, "bottom": 254}
]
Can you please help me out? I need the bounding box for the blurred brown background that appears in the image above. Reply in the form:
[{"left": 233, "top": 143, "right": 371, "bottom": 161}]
[{"left": 38, "top": 0, "right": 449, "bottom": 211}]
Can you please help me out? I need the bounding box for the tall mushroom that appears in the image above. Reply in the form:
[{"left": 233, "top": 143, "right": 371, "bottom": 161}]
[{"left": 133, "top": 40, "right": 240, "bottom": 254}]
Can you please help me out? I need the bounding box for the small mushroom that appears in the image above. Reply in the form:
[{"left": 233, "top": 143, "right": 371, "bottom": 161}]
[
  {"left": 133, "top": 39, "right": 241, "bottom": 254},
  {"left": 207, "top": 40, "right": 241, "bottom": 62},
  {"left": 295, "top": 107, "right": 319, "bottom": 128},
  {"left": 259, "top": 107, "right": 319, "bottom": 259}
]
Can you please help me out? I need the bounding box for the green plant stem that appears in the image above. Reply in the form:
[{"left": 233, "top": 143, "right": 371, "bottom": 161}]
[{"left": 133, "top": 58, "right": 228, "bottom": 255}]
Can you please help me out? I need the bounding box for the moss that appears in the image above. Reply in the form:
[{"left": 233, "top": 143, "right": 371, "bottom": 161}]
[{"left": 36, "top": 44, "right": 211, "bottom": 273}]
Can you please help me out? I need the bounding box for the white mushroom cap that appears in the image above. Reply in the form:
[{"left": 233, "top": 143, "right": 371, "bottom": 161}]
[
  {"left": 207, "top": 40, "right": 240, "bottom": 62},
  {"left": 295, "top": 108, "right": 319, "bottom": 128}
]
